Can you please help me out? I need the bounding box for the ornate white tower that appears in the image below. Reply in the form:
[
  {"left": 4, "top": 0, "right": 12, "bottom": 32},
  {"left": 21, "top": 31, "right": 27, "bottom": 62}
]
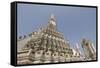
[{"left": 81, "top": 39, "right": 96, "bottom": 60}]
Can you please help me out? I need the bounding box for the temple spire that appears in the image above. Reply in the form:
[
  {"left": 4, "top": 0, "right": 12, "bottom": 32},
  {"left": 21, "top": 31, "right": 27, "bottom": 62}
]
[
  {"left": 50, "top": 14, "right": 56, "bottom": 21},
  {"left": 48, "top": 14, "right": 56, "bottom": 30}
]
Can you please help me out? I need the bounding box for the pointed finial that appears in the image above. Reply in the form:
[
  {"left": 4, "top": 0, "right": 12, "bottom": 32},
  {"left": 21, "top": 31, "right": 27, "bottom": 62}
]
[
  {"left": 51, "top": 14, "right": 55, "bottom": 19},
  {"left": 50, "top": 13, "right": 56, "bottom": 21}
]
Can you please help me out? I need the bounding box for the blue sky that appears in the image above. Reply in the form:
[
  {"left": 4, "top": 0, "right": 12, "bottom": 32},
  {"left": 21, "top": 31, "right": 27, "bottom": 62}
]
[{"left": 17, "top": 3, "right": 96, "bottom": 50}]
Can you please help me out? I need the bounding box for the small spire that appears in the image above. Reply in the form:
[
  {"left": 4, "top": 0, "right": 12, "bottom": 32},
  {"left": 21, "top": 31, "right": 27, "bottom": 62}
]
[
  {"left": 51, "top": 14, "right": 55, "bottom": 19},
  {"left": 48, "top": 14, "right": 57, "bottom": 30},
  {"left": 50, "top": 13, "right": 56, "bottom": 21},
  {"left": 76, "top": 43, "right": 79, "bottom": 49}
]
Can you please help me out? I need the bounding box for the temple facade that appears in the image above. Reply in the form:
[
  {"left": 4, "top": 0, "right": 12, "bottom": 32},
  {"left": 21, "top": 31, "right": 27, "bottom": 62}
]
[{"left": 17, "top": 14, "right": 96, "bottom": 65}]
